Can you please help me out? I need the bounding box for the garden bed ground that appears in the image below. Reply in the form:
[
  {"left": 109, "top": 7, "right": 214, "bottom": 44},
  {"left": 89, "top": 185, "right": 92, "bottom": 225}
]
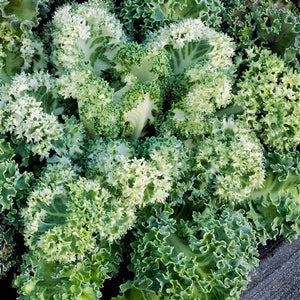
[{"left": 242, "top": 236, "right": 300, "bottom": 300}]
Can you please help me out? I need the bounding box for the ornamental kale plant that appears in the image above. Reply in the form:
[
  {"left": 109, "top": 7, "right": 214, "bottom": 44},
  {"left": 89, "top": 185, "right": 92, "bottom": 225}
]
[{"left": 0, "top": 1, "right": 299, "bottom": 299}]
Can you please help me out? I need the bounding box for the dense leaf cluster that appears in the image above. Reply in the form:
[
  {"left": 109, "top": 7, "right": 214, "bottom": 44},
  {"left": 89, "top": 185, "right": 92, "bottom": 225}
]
[{"left": 0, "top": 0, "right": 299, "bottom": 299}]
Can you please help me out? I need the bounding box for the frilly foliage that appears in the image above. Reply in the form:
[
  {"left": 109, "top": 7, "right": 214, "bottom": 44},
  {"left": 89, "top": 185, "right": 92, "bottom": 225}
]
[
  {"left": 241, "top": 151, "right": 300, "bottom": 244},
  {"left": 115, "top": 205, "right": 259, "bottom": 299},
  {"left": 0, "top": 137, "right": 32, "bottom": 226},
  {"left": 234, "top": 47, "right": 300, "bottom": 152},
  {"left": 222, "top": 0, "right": 300, "bottom": 69},
  {"left": 0, "top": 223, "right": 16, "bottom": 278},
  {"left": 0, "top": 0, "right": 298, "bottom": 299},
  {"left": 51, "top": 0, "right": 127, "bottom": 76},
  {"left": 0, "top": 0, "right": 47, "bottom": 82},
  {"left": 15, "top": 245, "right": 123, "bottom": 300},
  {"left": 120, "top": 0, "right": 224, "bottom": 41}
]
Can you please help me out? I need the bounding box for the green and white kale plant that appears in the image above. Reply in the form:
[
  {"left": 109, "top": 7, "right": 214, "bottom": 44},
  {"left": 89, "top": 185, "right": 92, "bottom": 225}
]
[{"left": 0, "top": 0, "right": 299, "bottom": 299}]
